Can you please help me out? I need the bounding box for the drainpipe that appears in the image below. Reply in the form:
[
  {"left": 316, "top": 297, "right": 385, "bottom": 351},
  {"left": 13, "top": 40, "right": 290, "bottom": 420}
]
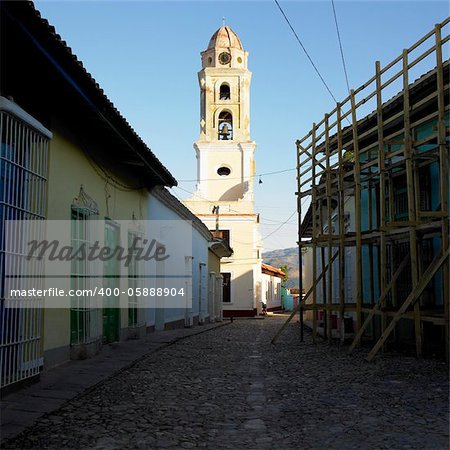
[{"left": 199, "top": 262, "right": 206, "bottom": 323}]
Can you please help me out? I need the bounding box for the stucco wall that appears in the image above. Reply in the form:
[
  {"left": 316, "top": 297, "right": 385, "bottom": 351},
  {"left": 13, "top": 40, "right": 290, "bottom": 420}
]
[
  {"left": 43, "top": 126, "right": 148, "bottom": 364},
  {"left": 191, "top": 214, "right": 260, "bottom": 313},
  {"left": 261, "top": 273, "right": 282, "bottom": 310},
  {"left": 147, "top": 189, "right": 212, "bottom": 328}
]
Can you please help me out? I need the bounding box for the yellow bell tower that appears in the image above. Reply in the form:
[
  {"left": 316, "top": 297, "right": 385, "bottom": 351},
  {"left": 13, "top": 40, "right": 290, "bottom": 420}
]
[
  {"left": 185, "top": 25, "right": 262, "bottom": 318},
  {"left": 194, "top": 25, "right": 256, "bottom": 204}
]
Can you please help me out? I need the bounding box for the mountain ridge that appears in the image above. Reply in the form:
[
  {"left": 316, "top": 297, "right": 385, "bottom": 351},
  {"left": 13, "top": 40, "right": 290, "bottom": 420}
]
[{"left": 262, "top": 247, "right": 299, "bottom": 289}]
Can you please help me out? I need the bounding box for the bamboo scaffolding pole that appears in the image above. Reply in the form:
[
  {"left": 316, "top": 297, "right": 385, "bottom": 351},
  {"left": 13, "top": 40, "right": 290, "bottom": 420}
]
[
  {"left": 402, "top": 49, "right": 423, "bottom": 358},
  {"left": 296, "top": 140, "right": 304, "bottom": 342},
  {"left": 337, "top": 103, "right": 346, "bottom": 336},
  {"left": 435, "top": 23, "right": 449, "bottom": 361},
  {"left": 348, "top": 252, "right": 410, "bottom": 353},
  {"left": 296, "top": 66, "right": 448, "bottom": 160},
  {"left": 299, "top": 305, "right": 445, "bottom": 323},
  {"left": 319, "top": 201, "right": 327, "bottom": 339},
  {"left": 271, "top": 250, "right": 339, "bottom": 345},
  {"left": 292, "top": 18, "right": 449, "bottom": 360},
  {"left": 376, "top": 60, "right": 388, "bottom": 350},
  {"left": 311, "top": 124, "right": 318, "bottom": 343},
  {"left": 325, "top": 114, "right": 333, "bottom": 342},
  {"left": 350, "top": 90, "right": 363, "bottom": 335},
  {"left": 366, "top": 247, "right": 450, "bottom": 362}
]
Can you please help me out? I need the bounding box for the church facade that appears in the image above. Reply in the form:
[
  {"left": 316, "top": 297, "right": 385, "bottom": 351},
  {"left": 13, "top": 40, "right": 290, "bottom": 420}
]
[{"left": 184, "top": 26, "right": 262, "bottom": 317}]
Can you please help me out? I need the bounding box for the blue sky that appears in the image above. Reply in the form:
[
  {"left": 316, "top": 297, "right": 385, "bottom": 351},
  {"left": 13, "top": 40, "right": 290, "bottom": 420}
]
[{"left": 34, "top": 1, "right": 448, "bottom": 251}]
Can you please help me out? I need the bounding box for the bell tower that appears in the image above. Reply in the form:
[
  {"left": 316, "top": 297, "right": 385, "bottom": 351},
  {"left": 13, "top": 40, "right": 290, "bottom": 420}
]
[
  {"left": 194, "top": 25, "right": 256, "bottom": 203},
  {"left": 185, "top": 25, "right": 262, "bottom": 318}
]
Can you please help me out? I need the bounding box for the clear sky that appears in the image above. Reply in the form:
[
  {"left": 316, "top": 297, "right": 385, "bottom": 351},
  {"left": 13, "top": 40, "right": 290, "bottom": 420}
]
[{"left": 34, "top": 0, "right": 448, "bottom": 251}]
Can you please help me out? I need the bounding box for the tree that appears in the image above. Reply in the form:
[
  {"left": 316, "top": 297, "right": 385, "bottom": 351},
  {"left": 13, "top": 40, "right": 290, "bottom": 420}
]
[{"left": 279, "top": 264, "right": 289, "bottom": 289}]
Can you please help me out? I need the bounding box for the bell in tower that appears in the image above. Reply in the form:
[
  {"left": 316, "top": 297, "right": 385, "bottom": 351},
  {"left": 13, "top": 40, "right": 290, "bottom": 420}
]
[
  {"left": 218, "top": 112, "right": 233, "bottom": 140},
  {"left": 197, "top": 25, "right": 251, "bottom": 144},
  {"left": 184, "top": 24, "right": 262, "bottom": 319},
  {"left": 192, "top": 24, "right": 256, "bottom": 202}
]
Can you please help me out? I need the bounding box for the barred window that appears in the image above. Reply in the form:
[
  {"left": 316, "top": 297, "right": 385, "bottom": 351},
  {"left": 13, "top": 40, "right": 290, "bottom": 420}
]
[
  {"left": 0, "top": 97, "right": 50, "bottom": 389},
  {"left": 70, "top": 187, "right": 101, "bottom": 346}
]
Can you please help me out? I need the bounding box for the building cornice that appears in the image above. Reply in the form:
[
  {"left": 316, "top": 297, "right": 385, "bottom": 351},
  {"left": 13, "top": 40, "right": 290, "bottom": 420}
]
[{"left": 150, "top": 186, "right": 215, "bottom": 242}]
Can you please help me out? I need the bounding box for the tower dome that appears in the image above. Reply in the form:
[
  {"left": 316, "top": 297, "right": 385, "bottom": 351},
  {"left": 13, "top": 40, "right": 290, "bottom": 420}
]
[
  {"left": 184, "top": 25, "right": 261, "bottom": 320},
  {"left": 201, "top": 25, "right": 247, "bottom": 69},
  {"left": 207, "top": 26, "right": 243, "bottom": 50}
]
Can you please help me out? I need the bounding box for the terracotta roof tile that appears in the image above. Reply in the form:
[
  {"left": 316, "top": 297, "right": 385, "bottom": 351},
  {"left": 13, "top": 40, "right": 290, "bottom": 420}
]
[{"left": 7, "top": 1, "right": 176, "bottom": 187}]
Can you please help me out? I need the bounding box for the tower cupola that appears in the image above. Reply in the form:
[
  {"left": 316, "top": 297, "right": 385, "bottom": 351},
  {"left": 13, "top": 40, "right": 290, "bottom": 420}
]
[
  {"left": 194, "top": 24, "right": 256, "bottom": 202},
  {"left": 201, "top": 26, "right": 248, "bottom": 69}
]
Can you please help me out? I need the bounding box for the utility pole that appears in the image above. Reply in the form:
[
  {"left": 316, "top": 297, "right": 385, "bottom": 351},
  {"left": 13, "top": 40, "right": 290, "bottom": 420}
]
[
  {"left": 296, "top": 140, "right": 304, "bottom": 342},
  {"left": 212, "top": 205, "right": 220, "bottom": 238}
]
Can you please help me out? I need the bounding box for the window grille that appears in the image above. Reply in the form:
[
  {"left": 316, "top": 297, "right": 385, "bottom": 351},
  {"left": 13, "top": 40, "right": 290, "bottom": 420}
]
[
  {"left": 128, "top": 230, "right": 144, "bottom": 327},
  {"left": 392, "top": 175, "right": 408, "bottom": 222},
  {"left": 70, "top": 187, "right": 102, "bottom": 346},
  {"left": 221, "top": 272, "right": 231, "bottom": 303},
  {"left": 0, "top": 99, "right": 50, "bottom": 389}
]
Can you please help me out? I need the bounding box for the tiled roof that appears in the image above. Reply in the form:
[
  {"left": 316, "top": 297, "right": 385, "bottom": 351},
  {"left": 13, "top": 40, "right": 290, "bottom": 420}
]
[
  {"left": 207, "top": 26, "right": 243, "bottom": 50},
  {"left": 262, "top": 263, "right": 285, "bottom": 278},
  {"left": 150, "top": 186, "right": 215, "bottom": 241},
  {"left": 4, "top": 1, "right": 176, "bottom": 187}
]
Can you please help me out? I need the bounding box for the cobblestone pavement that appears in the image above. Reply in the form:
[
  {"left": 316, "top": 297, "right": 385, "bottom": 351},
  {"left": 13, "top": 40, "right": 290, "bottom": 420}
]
[{"left": 3, "top": 316, "right": 449, "bottom": 449}]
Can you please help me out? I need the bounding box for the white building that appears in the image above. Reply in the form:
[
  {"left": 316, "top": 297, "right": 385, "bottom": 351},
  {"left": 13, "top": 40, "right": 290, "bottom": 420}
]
[
  {"left": 0, "top": 2, "right": 234, "bottom": 392},
  {"left": 184, "top": 26, "right": 262, "bottom": 317},
  {"left": 148, "top": 187, "right": 232, "bottom": 330},
  {"left": 261, "top": 264, "right": 284, "bottom": 312}
]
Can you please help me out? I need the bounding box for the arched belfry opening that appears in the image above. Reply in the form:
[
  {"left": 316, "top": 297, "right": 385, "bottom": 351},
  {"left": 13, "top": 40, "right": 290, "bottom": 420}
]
[
  {"left": 184, "top": 25, "right": 261, "bottom": 319},
  {"left": 218, "top": 111, "right": 233, "bottom": 140},
  {"left": 219, "top": 83, "right": 230, "bottom": 100}
]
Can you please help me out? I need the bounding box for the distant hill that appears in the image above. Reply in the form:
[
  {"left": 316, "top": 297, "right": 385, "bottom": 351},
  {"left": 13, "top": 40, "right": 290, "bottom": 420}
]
[{"left": 262, "top": 247, "right": 298, "bottom": 289}]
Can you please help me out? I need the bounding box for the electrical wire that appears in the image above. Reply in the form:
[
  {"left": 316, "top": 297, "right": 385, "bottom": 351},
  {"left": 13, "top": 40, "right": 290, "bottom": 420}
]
[
  {"left": 62, "top": 125, "right": 147, "bottom": 192},
  {"left": 170, "top": 187, "right": 195, "bottom": 211},
  {"left": 260, "top": 196, "right": 308, "bottom": 237},
  {"left": 174, "top": 185, "right": 307, "bottom": 223},
  {"left": 173, "top": 185, "right": 249, "bottom": 217},
  {"left": 172, "top": 186, "right": 249, "bottom": 232},
  {"left": 173, "top": 185, "right": 306, "bottom": 248},
  {"left": 274, "top": 0, "right": 338, "bottom": 104},
  {"left": 261, "top": 219, "right": 297, "bottom": 225},
  {"left": 331, "top": 0, "right": 351, "bottom": 94},
  {"left": 261, "top": 209, "right": 297, "bottom": 241},
  {"left": 173, "top": 185, "right": 215, "bottom": 203},
  {"left": 177, "top": 167, "right": 296, "bottom": 183}
]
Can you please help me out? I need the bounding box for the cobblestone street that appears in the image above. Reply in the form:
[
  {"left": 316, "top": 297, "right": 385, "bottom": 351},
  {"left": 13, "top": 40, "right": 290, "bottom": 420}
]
[{"left": 3, "top": 316, "right": 449, "bottom": 450}]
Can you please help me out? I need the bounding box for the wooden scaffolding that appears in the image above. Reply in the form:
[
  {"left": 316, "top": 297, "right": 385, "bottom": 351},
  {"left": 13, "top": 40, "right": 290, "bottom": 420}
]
[{"left": 293, "top": 19, "right": 449, "bottom": 361}]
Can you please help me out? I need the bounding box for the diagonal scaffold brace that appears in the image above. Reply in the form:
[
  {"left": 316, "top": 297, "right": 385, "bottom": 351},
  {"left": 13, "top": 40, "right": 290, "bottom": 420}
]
[
  {"left": 365, "top": 246, "right": 450, "bottom": 362},
  {"left": 271, "top": 250, "right": 339, "bottom": 345}
]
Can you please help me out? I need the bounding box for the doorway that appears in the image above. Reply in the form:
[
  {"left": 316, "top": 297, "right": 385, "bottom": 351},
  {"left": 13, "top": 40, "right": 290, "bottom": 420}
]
[{"left": 103, "top": 221, "right": 120, "bottom": 343}]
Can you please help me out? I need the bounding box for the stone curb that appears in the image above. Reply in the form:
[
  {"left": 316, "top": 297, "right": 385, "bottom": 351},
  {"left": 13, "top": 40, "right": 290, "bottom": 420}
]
[
  {"left": 65, "top": 320, "right": 232, "bottom": 403},
  {"left": 0, "top": 321, "right": 232, "bottom": 444}
]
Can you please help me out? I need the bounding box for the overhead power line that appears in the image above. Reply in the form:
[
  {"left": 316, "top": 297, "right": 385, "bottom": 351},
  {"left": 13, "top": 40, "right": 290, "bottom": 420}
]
[
  {"left": 261, "top": 218, "right": 297, "bottom": 225},
  {"left": 177, "top": 167, "right": 296, "bottom": 183},
  {"left": 173, "top": 185, "right": 305, "bottom": 218},
  {"left": 172, "top": 186, "right": 247, "bottom": 217},
  {"left": 331, "top": 0, "right": 351, "bottom": 94},
  {"left": 274, "top": 0, "right": 338, "bottom": 103},
  {"left": 173, "top": 185, "right": 262, "bottom": 220},
  {"left": 261, "top": 209, "right": 297, "bottom": 241},
  {"left": 172, "top": 186, "right": 306, "bottom": 246},
  {"left": 260, "top": 196, "right": 308, "bottom": 240}
]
